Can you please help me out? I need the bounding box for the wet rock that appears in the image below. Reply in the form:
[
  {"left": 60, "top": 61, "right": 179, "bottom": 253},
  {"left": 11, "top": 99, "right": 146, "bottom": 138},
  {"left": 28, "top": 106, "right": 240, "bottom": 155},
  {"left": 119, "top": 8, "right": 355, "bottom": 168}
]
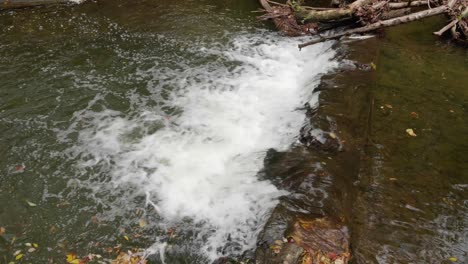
[
  {"left": 256, "top": 241, "right": 304, "bottom": 264},
  {"left": 255, "top": 214, "right": 350, "bottom": 264},
  {"left": 292, "top": 217, "right": 350, "bottom": 264},
  {"left": 299, "top": 125, "right": 341, "bottom": 153}
]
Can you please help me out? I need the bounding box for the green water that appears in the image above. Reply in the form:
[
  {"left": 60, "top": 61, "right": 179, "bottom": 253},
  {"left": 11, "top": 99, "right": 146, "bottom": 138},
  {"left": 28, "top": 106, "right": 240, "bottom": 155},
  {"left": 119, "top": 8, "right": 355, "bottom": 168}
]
[
  {"left": 0, "top": 1, "right": 467, "bottom": 263},
  {"left": 350, "top": 18, "right": 468, "bottom": 263}
]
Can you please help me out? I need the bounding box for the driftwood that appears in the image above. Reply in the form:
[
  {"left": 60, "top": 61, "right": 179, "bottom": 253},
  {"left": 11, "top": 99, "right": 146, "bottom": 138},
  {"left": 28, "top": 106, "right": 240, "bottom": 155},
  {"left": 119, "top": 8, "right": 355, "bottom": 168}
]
[{"left": 258, "top": 0, "right": 468, "bottom": 47}]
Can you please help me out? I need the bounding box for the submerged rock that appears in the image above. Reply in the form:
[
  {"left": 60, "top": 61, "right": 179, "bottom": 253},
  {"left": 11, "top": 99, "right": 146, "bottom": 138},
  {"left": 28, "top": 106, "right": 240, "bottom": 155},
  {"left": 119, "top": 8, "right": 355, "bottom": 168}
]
[{"left": 255, "top": 210, "right": 350, "bottom": 264}]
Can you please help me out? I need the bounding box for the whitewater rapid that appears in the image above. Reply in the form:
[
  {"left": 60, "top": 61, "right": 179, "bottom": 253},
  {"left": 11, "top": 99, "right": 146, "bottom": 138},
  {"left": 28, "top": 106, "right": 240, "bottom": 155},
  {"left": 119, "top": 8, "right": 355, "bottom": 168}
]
[{"left": 62, "top": 33, "right": 338, "bottom": 261}]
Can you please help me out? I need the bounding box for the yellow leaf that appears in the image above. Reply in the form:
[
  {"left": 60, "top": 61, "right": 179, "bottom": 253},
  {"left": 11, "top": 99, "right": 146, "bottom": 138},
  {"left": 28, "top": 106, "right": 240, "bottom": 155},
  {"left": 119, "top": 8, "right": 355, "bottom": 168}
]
[
  {"left": 124, "top": 235, "right": 129, "bottom": 241},
  {"left": 33, "top": 243, "right": 38, "bottom": 248},
  {"left": 406, "top": 128, "right": 417, "bottom": 137},
  {"left": 25, "top": 200, "right": 37, "bottom": 207},
  {"left": 449, "top": 257, "right": 457, "bottom": 262},
  {"left": 139, "top": 219, "right": 147, "bottom": 228},
  {"left": 370, "top": 62, "right": 377, "bottom": 70},
  {"left": 66, "top": 253, "right": 76, "bottom": 263},
  {"left": 0, "top": 227, "right": 5, "bottom": 235},
  {"left": 70, "top": 260, "right": 80, "bottom": 264},
  {"left": 15, "top": 254, "right": 23, "bottom": 260}
]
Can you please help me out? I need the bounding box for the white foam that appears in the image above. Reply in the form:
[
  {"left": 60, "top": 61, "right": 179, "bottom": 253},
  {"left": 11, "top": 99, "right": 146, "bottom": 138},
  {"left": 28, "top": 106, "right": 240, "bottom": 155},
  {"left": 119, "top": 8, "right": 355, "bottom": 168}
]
[{"left": 64, "top": 33, "right": 337, "bottom": 261}]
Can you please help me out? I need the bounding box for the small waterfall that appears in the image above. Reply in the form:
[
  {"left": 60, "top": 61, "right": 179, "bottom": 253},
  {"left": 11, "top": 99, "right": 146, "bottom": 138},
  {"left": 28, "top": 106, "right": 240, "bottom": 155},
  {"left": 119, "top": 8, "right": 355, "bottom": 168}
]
[{"left": 63, "top": 32, "right": 337, "bottom": 261}]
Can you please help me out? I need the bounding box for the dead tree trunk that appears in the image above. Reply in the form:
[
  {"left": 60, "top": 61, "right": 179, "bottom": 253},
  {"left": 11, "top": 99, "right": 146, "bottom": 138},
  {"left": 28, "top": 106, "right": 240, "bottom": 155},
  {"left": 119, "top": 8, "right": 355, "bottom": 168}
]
[
  {"left": 258, "top": 0, "right": 468, "bottom": 47},
  {"left": 299, "top": 5, "right": 448, "bottom": 48}
]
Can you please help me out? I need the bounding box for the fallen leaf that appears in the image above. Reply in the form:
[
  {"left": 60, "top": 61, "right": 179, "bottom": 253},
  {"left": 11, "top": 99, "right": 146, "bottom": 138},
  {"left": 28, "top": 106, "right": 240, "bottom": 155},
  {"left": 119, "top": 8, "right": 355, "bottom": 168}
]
[
  {"left": 91, "top": 216, "right": 99, "bottom": 224},
  {"left": 329, "top": 132, "right": 337, "bottom": 139},
  {"left": 13, "top": 250, "right": 21, "bottom": 256},
  {"left": 410, "top": 112, "right": 419, "bottom": 119},
  {"left": 33, "top": 243, "right": 38, "bottom": 248},
  {"left": 449, "top": 109, "right": 455, "bottom": 113},
  {"left": 449, "top": 257, "right": 457, "bottom": 262},
  {"left": 384, "top": 104, "right": 393, "bottom": 109},
  {"left": 25, "top": 200, "right": 37, "bottom": 207},
  {"left": 8, "top": 262, "right": 14, "bottom": 264},
  {"left": 389, "top": 178, "right": 397, "bottom": 181},
  {"left": 15, "top": 165, "right": 25, "bottom": 173},
  {"left": 123, "top": 235, "right": 129, "bottom": 241},
  {"left": 15, "top": 254, "right": 23, "bottom": 260},
  {"left": 138, "top": 219, "right": 147, "bottom": 228},
  {"left": 66, "top": 253, "right": 76, "bottom": 262},
  {"left": 406, "top": 128, "right": 417, "bottom": 137},
  {"left": 0, "top": 227, "right": 5, "bottom": 235},
  {"left": 66, "top": 253, "right": 80, "bottom": 264},
  {"left": 25, "top": 243, "right": 32, "bottom": 247},
  {"left": 28, "top": 248, "right": 36, "bottom": 253},
  {"left": 370, "top": 62, "right": 377, "bottom": 70}
]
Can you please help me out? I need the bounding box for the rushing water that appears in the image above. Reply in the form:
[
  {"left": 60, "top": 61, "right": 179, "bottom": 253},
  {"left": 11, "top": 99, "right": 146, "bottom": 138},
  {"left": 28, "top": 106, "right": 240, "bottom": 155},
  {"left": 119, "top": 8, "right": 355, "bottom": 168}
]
[
  {"left": 0, "top": 0, "right": 338, "bottom": 262},
  {"left": 0, "top": 1, "right": 467, "bottom": 264}
]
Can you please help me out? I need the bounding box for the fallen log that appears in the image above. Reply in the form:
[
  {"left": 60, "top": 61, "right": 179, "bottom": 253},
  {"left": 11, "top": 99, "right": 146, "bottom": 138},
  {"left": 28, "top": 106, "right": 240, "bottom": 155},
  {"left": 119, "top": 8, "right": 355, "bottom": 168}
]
[
  {"left": 388, "top": 1, "right": 429, "bottom": 8},
  {"left": 292, "top": 0, "right": 374, "bottom": 22},
  {"left": 258, "top": 0, "right": 467, "bottom": 48},
  {"left": 298, "top": 5, "right": 448, "bottom": 48}
]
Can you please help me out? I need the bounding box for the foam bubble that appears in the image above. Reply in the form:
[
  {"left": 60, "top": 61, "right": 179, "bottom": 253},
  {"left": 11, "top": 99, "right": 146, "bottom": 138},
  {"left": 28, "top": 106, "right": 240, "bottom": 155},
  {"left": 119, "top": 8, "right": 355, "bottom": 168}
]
[{"left": 63, "top": 33, "right": 337, "bottom": 261}]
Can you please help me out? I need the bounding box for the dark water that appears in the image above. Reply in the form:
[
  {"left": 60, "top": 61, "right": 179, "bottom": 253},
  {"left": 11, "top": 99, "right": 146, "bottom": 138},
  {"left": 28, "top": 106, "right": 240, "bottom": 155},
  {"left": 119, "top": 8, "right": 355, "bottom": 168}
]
[
  {"left": 349, "top": 18, "right": 468, "bottom": 263},
  {"left": 0, "top": 1, "right": 466, "bottom": 263}
]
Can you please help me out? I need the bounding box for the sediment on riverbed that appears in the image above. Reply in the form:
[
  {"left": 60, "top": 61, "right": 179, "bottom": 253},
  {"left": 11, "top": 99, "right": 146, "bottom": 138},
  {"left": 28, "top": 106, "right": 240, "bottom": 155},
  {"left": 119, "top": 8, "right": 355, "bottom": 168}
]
[{"left": 0, "top": 0, "right": 81, "bottom": 9}]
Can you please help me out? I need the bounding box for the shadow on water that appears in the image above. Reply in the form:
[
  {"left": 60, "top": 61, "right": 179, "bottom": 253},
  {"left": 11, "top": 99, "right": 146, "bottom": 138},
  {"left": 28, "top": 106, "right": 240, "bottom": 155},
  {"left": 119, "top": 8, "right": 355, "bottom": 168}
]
[{"left": 0, "top": 1, "right": 467, "bottom": 263}]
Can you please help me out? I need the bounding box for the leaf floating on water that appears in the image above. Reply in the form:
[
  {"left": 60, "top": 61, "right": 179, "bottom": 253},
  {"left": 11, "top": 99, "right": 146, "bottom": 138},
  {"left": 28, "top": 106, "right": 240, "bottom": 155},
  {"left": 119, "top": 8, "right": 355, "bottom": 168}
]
[
  {"left": 138, "top": 219, "right": 147, "bottom": 228},
  {"left": 449, "top": 257, "right": 457, "bottom": 262},
  {"left": 14, "top": 164, "right": 25, "bottom": 173},
  {"left": 66, "top": 253, "right": 80, "bottom": 264},
  {"left": 25, "top": 200, "right": 37, "bottom": 207},
  {"left": 406, "top": 129, "right": 417, "bottom": 137},
  {"left": 410, "top": 112, "right": 419, "bottom": 119}
]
